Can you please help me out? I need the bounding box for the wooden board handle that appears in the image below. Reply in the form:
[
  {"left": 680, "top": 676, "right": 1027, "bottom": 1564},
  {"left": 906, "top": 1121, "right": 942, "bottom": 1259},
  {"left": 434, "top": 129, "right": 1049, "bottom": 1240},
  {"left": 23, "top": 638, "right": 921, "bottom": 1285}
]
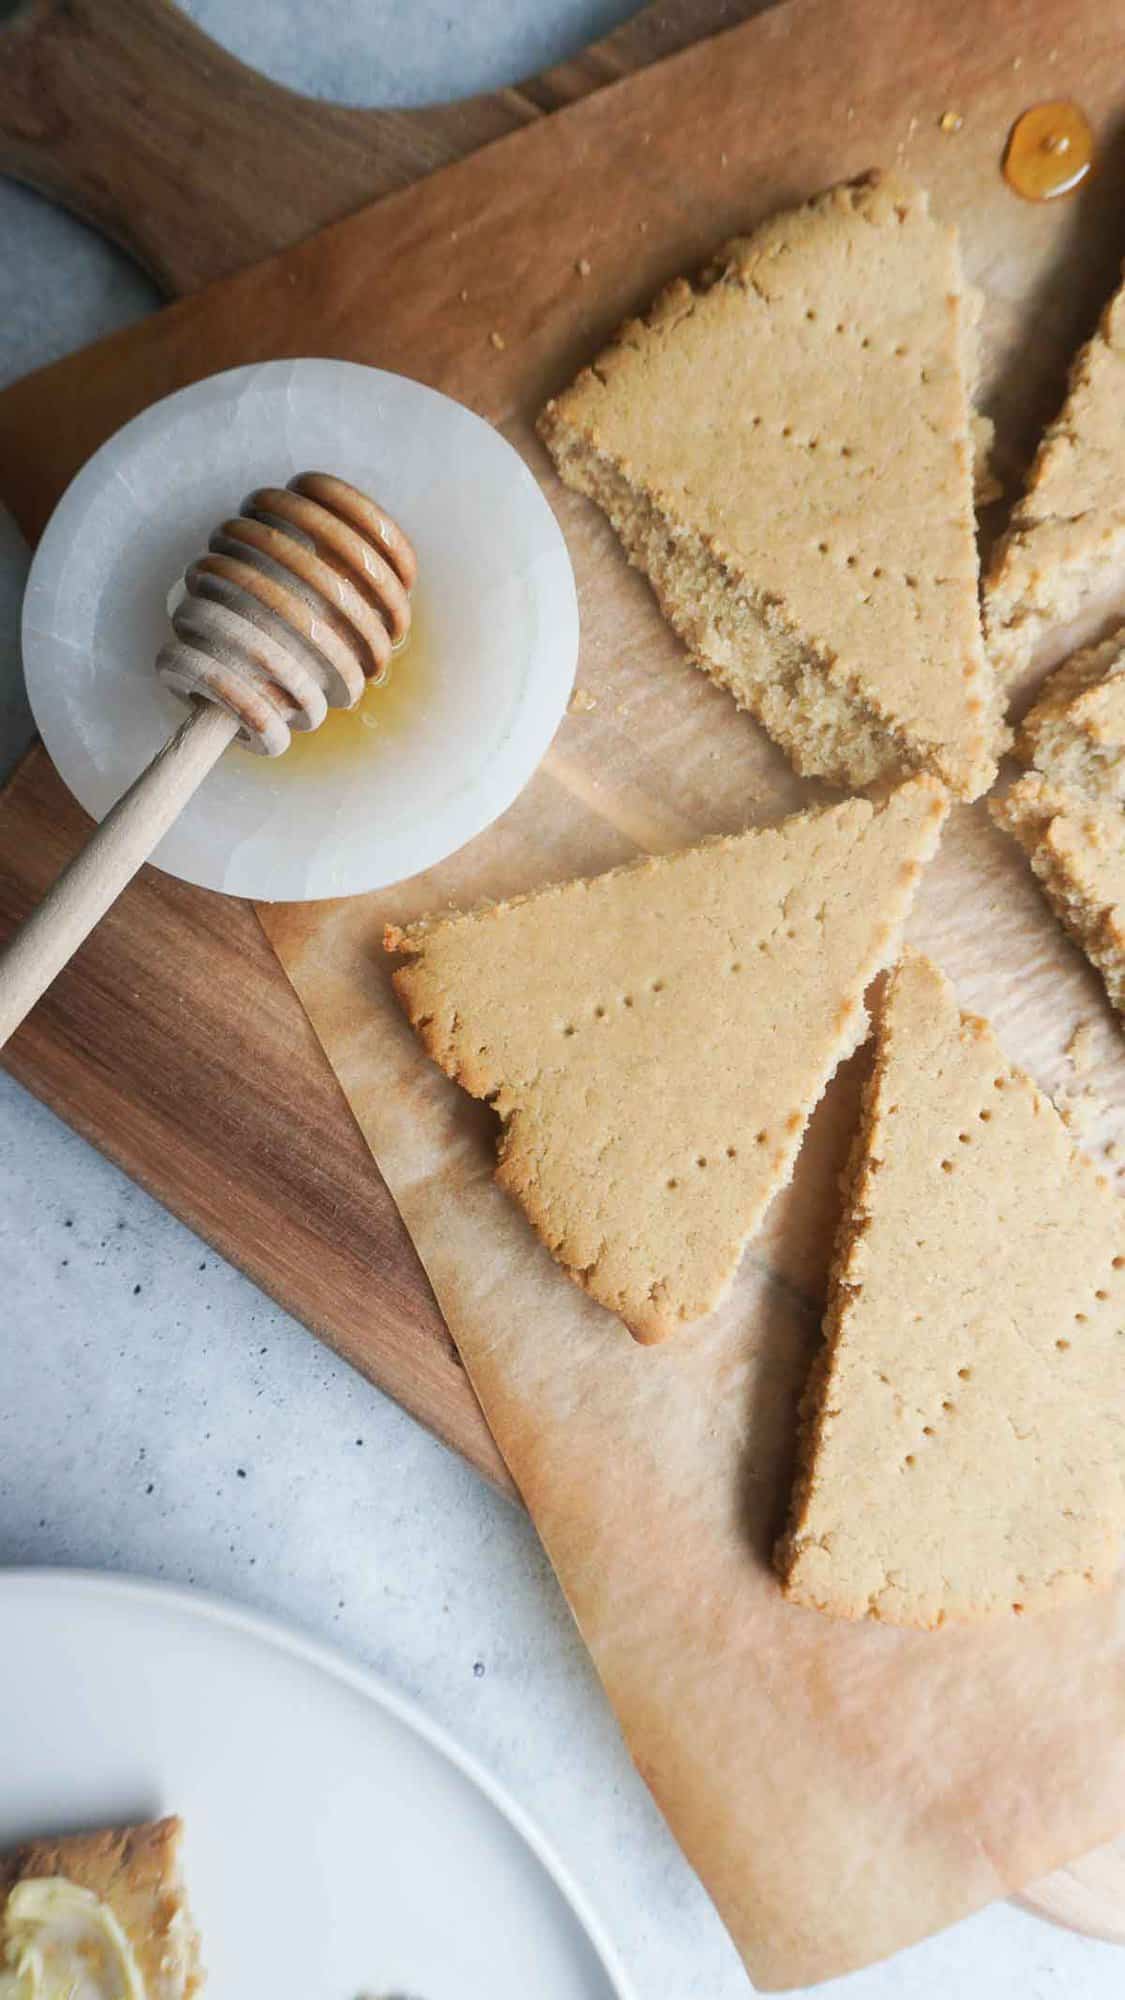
[
  {"left": 0, "top": 699, "right": 237, "bottom": 1045},
  {"left": 0, "top": 0, "right": 532, "bottom": 294}
]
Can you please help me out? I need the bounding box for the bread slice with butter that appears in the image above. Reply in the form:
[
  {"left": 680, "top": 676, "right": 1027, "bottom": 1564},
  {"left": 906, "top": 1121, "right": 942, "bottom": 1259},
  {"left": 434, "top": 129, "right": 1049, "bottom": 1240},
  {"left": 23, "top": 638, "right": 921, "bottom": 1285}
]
[{"left": 0, "top": 1817, "right": 203, "bottom": 1998}]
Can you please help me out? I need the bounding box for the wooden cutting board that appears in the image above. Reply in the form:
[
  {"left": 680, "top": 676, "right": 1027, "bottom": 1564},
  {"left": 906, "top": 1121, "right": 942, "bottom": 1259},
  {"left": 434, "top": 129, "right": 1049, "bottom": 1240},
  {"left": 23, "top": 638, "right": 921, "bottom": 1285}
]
[
  {"left": 0, "top": 0, "right": 769, "bottom": 1496},
  {"left": 2, "top": 0, "right": 1124, "bottom": 1943}
]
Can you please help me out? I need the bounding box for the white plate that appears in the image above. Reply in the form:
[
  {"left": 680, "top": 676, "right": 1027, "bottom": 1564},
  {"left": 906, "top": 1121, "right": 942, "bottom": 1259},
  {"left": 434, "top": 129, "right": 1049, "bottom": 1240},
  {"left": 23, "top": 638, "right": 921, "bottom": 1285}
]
[
  {"left": 0, "top": 1570, "right": 632, "bottom": 2000},
  {"left": 21, "top": 361, "right": 579, "bottom": 901}
]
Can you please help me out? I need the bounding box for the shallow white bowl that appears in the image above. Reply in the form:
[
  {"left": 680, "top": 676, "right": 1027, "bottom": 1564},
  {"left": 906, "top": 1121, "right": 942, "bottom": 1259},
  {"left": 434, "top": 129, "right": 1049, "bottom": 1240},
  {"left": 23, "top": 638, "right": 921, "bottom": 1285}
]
[{"left": 22, "top": 360, "right": 578, "bottom": 901}]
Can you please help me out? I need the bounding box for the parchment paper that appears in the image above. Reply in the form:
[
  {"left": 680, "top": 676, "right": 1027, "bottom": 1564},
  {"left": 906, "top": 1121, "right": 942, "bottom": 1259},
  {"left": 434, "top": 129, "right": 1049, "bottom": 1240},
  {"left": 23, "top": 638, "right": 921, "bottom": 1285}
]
[
  {"left": 248, "top": 11, "right": 1125, "bottom": 1986},
  {"left": 5, "top": 0, "right": 1125, "bottom": 1980}
]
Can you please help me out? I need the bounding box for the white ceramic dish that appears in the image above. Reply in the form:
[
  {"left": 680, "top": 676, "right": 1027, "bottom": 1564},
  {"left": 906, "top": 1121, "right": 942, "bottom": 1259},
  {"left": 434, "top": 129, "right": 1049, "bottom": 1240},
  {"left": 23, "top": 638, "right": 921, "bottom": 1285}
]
[
  {"left": 21, "top": 360, "right": 579, "bottom": 900},
  {"left": 0, "top": 1570, "right": 633, "bottom": 2000}
]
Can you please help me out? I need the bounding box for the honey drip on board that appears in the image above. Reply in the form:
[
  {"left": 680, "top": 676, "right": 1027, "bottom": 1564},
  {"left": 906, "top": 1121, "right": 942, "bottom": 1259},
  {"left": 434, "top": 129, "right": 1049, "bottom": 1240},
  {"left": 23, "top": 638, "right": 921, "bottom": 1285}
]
[
  {"left": 243, "top": 590, "right": 436, "bottom": 776},
  {"left": 1003, "top": 100, "right": 1094, "bottom": 202}
]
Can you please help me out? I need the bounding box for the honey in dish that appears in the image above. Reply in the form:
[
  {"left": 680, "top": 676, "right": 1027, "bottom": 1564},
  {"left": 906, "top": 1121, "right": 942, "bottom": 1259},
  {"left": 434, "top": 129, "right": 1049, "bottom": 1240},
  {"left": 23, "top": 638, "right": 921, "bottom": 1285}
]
[
  {"left": 248, "top": 590, "right": 436, "bottom": 775},
  {"left": 1003, "top": 100, "right": 1094, "bottom": 202}
]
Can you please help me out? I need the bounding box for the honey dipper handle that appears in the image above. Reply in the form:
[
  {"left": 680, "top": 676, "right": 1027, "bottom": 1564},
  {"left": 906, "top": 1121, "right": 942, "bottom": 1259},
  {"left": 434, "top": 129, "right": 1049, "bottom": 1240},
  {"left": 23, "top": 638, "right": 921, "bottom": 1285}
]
[{"left": 0, "top": 700, "right": 238, "bottom": 1047}]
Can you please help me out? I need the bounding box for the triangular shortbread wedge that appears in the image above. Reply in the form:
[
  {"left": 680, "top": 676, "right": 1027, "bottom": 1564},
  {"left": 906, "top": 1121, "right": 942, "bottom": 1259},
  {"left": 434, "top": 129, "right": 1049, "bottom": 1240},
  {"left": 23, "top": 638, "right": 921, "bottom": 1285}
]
[
  {"left": 985, "top": 261, "right": 1125, "bottom": 688},
  {"left": 539, "top": 171, "right": 1003, "bottom": 800},
  {"left": 0, "top": 1817, "right": 203, "bottom": 1996},
  {"left": 778, "top": 952, "right": 1125, "bottom": 1627},
  {"left": 1017, "top": 623, "right": 1125, "bottom": 804},
  {"left": 992, "top": 773, "right": 1125, "bottom": 1017},
  {"left": 386, "top": 779, "right": 947, "bottom": 1342}
]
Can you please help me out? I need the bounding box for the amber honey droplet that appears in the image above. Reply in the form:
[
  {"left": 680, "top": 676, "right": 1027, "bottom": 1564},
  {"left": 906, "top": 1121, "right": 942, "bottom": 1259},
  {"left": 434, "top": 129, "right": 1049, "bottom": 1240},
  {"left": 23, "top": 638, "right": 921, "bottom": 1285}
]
[
  {"left": 1004, "top": 100, "right": 1094, "bottom": 201},
  {"left": 245, "top": 591, "right": 437, "bottom": 779}
]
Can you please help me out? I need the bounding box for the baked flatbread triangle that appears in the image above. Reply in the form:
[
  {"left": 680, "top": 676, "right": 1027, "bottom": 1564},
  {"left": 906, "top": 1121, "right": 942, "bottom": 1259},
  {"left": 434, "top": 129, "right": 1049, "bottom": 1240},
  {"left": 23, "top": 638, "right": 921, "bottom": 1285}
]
[
  {"left": 985, "top": 262, "right": 1125, "bottom": 688},
  {"left": 778, "top": 951, "right": 1125, "bottom": 1627},
  {"left": 540, "top": 170, "right": 1003, "bottom": 800},
  {"left": 1016, "top": 624, "right": 1125, "bottom": 804},
  {"left": 0, "top": 1817, "right": 203, "bottom": 1997},
  {"left": 991, "top": 626, "right": 1125, "bottom": 1018},
  {"left": 993, "top": 773, "right": 1125, "bottom": 1019},
  {"left": 386, "top": 778, "right": 946, "bottom": 1342}
]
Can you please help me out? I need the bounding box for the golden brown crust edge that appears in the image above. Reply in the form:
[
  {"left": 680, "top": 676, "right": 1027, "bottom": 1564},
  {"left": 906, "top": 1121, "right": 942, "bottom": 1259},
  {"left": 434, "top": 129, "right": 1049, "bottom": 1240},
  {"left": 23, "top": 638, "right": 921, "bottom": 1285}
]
[
  {"left": 773, "top": 1046, "right": 886, "bottom": 1617},
  {"left": 386, "top": 956, "right": 693, "bottom": 1341}
]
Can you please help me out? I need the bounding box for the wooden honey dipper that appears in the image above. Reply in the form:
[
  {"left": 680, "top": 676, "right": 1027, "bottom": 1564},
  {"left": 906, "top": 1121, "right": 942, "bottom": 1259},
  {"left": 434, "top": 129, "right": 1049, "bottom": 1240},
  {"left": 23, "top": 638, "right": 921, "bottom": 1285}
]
[{"left": 0, "top": 472, "right": 417, "bottom": 1046}]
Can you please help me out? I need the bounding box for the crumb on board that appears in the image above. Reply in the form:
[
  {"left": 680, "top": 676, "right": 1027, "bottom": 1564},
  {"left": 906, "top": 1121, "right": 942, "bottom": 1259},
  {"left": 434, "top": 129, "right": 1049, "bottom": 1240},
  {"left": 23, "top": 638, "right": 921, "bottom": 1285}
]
[
  {"left": 568, "top": 686, "right": 598, "bottom": 715},
  {"left": 576, "top": 256, "right": 592, "bottom": 278},
  {"left": 489, "top": 329, "right": 506, "bottom": 351},
  {"left": 459, "top": 287, "right": 470, "bottom": 303},
  {"left": 1066, "top": 1020, "right": 1096, "bottom": 1074},
  {"left": 1105, "top": 1139, "right": 1120, "bottom": 1162},
  {"left": 940, "top": 109, "right": 964, "bottom": 133}
]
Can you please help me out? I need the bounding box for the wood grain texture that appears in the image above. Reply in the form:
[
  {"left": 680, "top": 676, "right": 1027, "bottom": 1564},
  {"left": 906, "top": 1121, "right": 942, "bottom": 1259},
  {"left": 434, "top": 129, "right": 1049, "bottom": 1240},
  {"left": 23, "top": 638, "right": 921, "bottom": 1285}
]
[
  {"left": 0, "top": 745, "right": 509, "bottom": 1485},
  {"left": 0, "top": 701, "right": 238, "bottom": 1047},
  {"left": 1, "top": 0, "right": 1124, "bottom": 1941},
  {"left": 0, "top": 0, "right": 766, "bottom": 293}
]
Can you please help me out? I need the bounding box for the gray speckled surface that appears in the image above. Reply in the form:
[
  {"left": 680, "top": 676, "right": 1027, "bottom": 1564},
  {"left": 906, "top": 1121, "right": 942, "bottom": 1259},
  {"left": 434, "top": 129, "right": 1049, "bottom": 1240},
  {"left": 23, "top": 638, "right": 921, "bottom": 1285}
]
[{"left": 0, "top": 6, "right": 1121, "bottom": 1994}]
